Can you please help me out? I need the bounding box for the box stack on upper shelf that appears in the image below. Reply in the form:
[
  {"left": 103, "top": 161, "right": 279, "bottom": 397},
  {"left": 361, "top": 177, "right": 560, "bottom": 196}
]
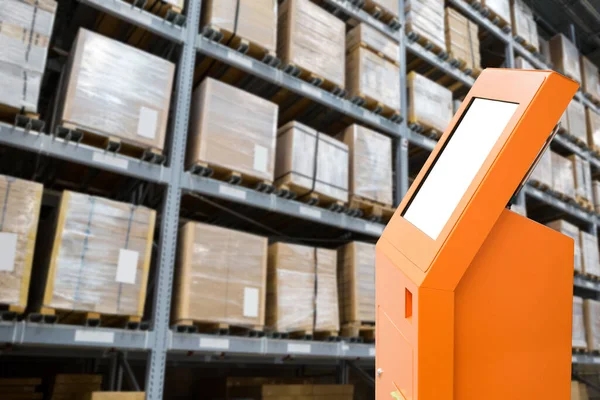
[
  {"left": 561, "top": 100, "right": 587, "bottom": 147},
  {"left": 511, "top": 0, "right": 539, "bottom": 53},
  {"left": 573, "top": 296, "right": 587, "bottom": 351},
  {"left": 570, "top": 155, "right": 594, "bottom": 211},
  {"left": 550, "top": 34, "right": 582, "bottom": 84},
  {"left": 405, "top": 0, "right": 446, "bottom": 55},
  {"left": 445, "top": 7, "right": 481, "bottom": 76},
  {"left": 581, "top": 56, "right": 600, "bottom": 105},
  {"left": 407, "top": 72, "right": 453, "bottom": 138},
  {"left": 363, "top": 0, "right": 399, "bottom": 25},
  {"left": 477, "top": 0, "right": 511, "bottom": 31},
  {"left": 584, "top": 299, "right": 600, "bottom": 352},
  {"left": 588, "top": 108, "right": 600, "bottom": 153}
]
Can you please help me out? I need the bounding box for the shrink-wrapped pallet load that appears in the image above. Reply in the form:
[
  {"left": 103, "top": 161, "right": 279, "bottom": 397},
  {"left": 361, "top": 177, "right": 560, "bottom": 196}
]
[
  {"left": 0, "top": 176, "right": 43, "bottom": 313},
  {"left": 201, "top": 0, "right": 277, "bottom": 55},
  {"left": 580, "top": 231, "right": 600, "bottom": 278},
  {"left": 546, "top": 220, "right": 582, "bottom": 273},
  {"left": 445, "top": 8, "right": 481, "bottom": 73},
  {"left": 187, "top": 78, "right": 278, "bottom": 182},
  {"left": 581, "top": 56, "right": 600, "bottom": 103},
  {"left": 529, "top": 149, "right": 552, "bottom": 188},
  {"left": 573, "top": 296, "right": 587, "bottom": 350},
  {"left": 338, "top": 242, "right": 375, "bottom": 325},
  {"left": 346, "top": 23, "right": 399, "bottom": 64},
  {"left": 275, "top": 121, "right": 349, "bottom": 204},
  {"left": 173, "top": 222, "right": 268, "bottom": 329},
  {"left": 549, "top": 34, "right": 581, "bottom": 83},
  {"left": 0, "top": 0, "right": 57, "bottom": 112},
  {"left": 58, "top": 29, "right": 175, "bottom": 153},
  {"left": 551, "top": 152, "right": 575, "bottom": 199},
  {"left": 587, "top": 108, "right": 600, "bottom": 151},
  {"left": 407, "top": 72, "right": 453, "bottom": 133},
  {"left": 569, "top": 155, "right": 593, "bottom": 203},
  {"left": 511, "top": 0, "right": 539, "bottom": 52},
  {"left": 33, "top": 191, "right": 155, "bottom": 318},
  {"left": 564, "top": 100, "right": 587, "bottom": 146},
  {"left": 277, "top": 0, "right": 345, "bottom": 89},
  {"left": 584, "top": 299, "right": 600, "bottom": 352},
  {"left": 338, "top": 125, "right": 393, "bottom": 206},
  {"left": 405, "top": 0, "right": 445, "bottom": 51}
]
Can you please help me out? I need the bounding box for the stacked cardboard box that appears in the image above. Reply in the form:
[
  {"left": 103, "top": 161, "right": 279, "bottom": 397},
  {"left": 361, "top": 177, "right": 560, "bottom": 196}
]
[
  {"left": 0, "top": 378, "right": 42, "bottom": 400},
  {"left": 480, "top": 0, "right": 511, "bottom": 27},
  {"left": 0, "top": 0, "right": 57, "bottom": 112},
  {"left": 278, "top": 0, "right": 345, "bottom": 89},
  {"left": 267, "top": 243, "right": 339, "bottom": 333},
  {"left": 275, "top": 122, "right": 349, "bottom": 203},
  {"left": 346, "top": 24, "right": 401, "bottom": 113},
  {"left": 569, "top": 155, "right": 593, "bottom": 203},
  {"left": 563, "top": 100, "right": 588, "bottom": 145},
  {"left": 445, "top": 8, "right": 481, "bottom": 73},
  {"left": 549, "top": 34, "right": 581, "bottom": 83},
  {"left": 173, "top": 222, "right": 268, "bottom": 329},
  {"left": 0, "top": 176, "right": 43, "bottom": 312},
  {"left": 338, "top": 125, "right": 393, "bottom": 206},
  {"left": 580, "top": 231, "right": 600, "bottom": 278},
  {"left": 405, "top": 0, "right": 445, "bottom": 51},
  {"left": 338, "top": 242, "right": 375, "bottom": 325},
  {"left": 33, "top": 191, "right": 155, "bottom": 318},
  {"left": 407, "top": 72, "right": 453, "bottom": 133},
  {"left": 187, "top": 78, "right": 278, "bottom": 182},
  {"left": 539, "top": 37, "right": 551, "bottom": 65},
  {"left": 581, "top": 56, "right": 600, "bottom": 103},
  {"left": 364, "top": 0, "right": 399, "bottom": 19},
  {"left": 85, "top": 392, "right": 145, "bottom": 400},
  {"left": 511, "top": 0, "right": 539, "bottom": 52},
  {"left": 530, "top": 150, "right": 552, "bottom": 188},
  {"left": 573, "top": 296, "right": 587, "bottom": 349},
  {"left": 58, "top": 29, "right": 175, "bottom": 152},
  {"left": 515, "top": 56, "right": 535, "bottom": 70},
  {"left": 51, "top": 374, "right": 102, "bottom": 400},
  {"left": 594, "top": 181, "right": 600, "bottom": 214},
  {"left": 551, "top": 152, "right": 575, "bottom": 199},
  {"left": 584, "top": 299, "right": 600, "bottom": 352},
  {"left": 546, "top": 220, "right": 582, "bottom": 273},
  {"left": 572, "top": 382, "right": 590, "bottom": 400},
  {"left": 587, "top": 108, "right": 600, "bottom": 150},
  {"left": 202, "top": 0, "right": 277, "bottom": 55}
]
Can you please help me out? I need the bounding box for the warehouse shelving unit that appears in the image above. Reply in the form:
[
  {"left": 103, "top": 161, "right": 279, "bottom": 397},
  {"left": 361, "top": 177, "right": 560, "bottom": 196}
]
[{"left": 1, "top": 0, "right": 600, "bottom": 398}]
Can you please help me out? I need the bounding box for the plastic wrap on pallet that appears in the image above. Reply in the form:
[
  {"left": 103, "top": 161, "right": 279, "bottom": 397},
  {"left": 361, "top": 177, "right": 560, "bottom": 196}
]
[
  {"left": 594, "top": 181, "right": 600, "bottom": 214},
  {"left": 573, "top": 296, "right": 587, "bottom": 349},
  {"left": 569, "top": 155, "right": 593, "bottom": 203},
  {"left": 346, "top": 46, "right": 401, "bottom": 113},
  {"left": 580, "top": 231, "right": 600, "bottom": 278},
  {"left": 275, "top": 121, "right": 349, "bottom": 204},
  {"left": 481, "top": 0, "right": 511, "bottom": 26},
  {"left": 546, "top": 220, "right": 582, "bottom": 273},
  {"left": 587, "top": 108, "right": 600, "bottom": 151},
  {"left": 202, "top": 0, "right": 277, "bottom": 55},
  {"left": 338, "top": 124, "right": 393, "bottom": 206},
  {"left": 0, "top": 0, "right": 56, "bottom": 112},
  {"left": 277, "top": 0, "right": 345, "bottom": 89},
  {"left": 511, "top": 0, "right": 539, "bottom": 52},
  {"left": 346, "top": 23, "right": 400, "bottom": 64},
  {"left": 405, "top": 0, "right": 445, "bottom": 51},
  {"left": 187, "top": 78, "right": 278, "bottom": 182},
  {"left": 445, "top": 8, "right": 481, "bottom": 72},
  {"left": 338, "top": 242, "right": 375, "bottom": 324},
  {"left": 39, "top": 191, "right": 155, "bottom": 317},
  {"left": 566, "top": 100, "right": 587, "bottom": 145},
  {"left": 551, "top": 152, "right": 575, "bottom": 199},
  {"left": 267, "top": 242, "right": 339, "bottom": 333},
  {"left": 173, "top": 222, "right": 267, "bottom": 328},
  {"left": 0, "top": 176, "right": 43, "bottom": 309},
  {"left": 59, "top": 29, "right": 175, "bottom": 152},
  {"left": 515, "top": 56, "right": 535, "bottom": 70},
  {"left": 407, "top": 71, "right": 453, "bottom": 133},
  {"left": 549, "top": 34, "right": 581, "bottom": 83},
  {"left": 584, "top": 299, "right": 600, "bottom": 352},
  {"left": 581, "top": 56, "right": 600, "bottom": 101},
  {"left": 530, "top": 149, "right": 552, "bottom": 189},
  {"left": 364, "top": 0, "right": 399, "bottom": 18}
]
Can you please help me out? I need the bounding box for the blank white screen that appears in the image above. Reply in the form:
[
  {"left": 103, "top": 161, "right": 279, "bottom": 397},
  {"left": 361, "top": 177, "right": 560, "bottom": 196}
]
[{"left": 403, "top": 98, "right": 519, "bottom": 240}]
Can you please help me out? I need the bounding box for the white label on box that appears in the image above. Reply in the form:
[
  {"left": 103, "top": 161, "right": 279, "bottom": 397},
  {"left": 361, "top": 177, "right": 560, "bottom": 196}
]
[
  {"left": 137, "top": 107, "right": 158, "bottom": 139},
  {"left": 287, "top": 343, "right": 311, "bottom": 354},
  {"left": 301, "top": 83, "right": 322, "bottom": 99},
  {"left": 200, "top": 338, "right": 230, "bottom": 350},
  {"left": 364, "top": 223, "right": 383, "bottom": 235},
  {"left": 253, "top": 145, "right": 268, "bottom": 173},
  {"left": 0, "top": 232, "right": 18, "bottom": 272},
  {"left": 369, "top": 347, "right": 376, "bottom": 356},
  {"left": 116, "top": 249, "right": 139, "bottom": 284},
  {"left": 243, "top": 287, "right": 259, "bottom": 318},
  {"left": 92, "top": 152, "right": 129, "bottom": 170},
  {"left": 572, "top": 355, "right": 577, "bottom": 363},
  {"left": 341, "top": 344, "right": 350, "bottom": 352},
  {"left": 219, "top": 185, "right": 247, "bottom": 200},
  {"left": 227, "top": 51, "right": 253, "bottom": 68},
  {"left": 299, "top": 205, "right": 321, "bottom": 219},
  {"left": 595, "top": 356, "right": 600, "bottom": 364},
  {"left": 74, "top": 329, "right": 115, "bottom": 344}
]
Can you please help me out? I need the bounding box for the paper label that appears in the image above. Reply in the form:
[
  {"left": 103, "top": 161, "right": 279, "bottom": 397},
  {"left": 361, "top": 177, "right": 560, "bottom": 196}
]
[
  {"left": 116, "top": 249, "right": 139, "bottom": 284},
  {"left": 0, "top": 232, "right": 18, "bottom": 272},
  {"left": 301, "top": 83, "right": 323, "bottom": 99},
  {"left": 369, "top": 347, "right": 376, "bottom": 356},
  {"left": 92, "top": 152, "right": 129, "bottom": 170},
  {"left": 299, "top": 205, "right": 321, "bottom": 219},
  {"left": 75, "top": 330, "right": 115, "bottom": 343},
  {"left": 243, "top": 287, "right": 259, "bottom": 318},
  {"left": 137, "top": 107, "right": 158, "bottom": 139},
  {"left": 227, "top": 51, "right": 253, "bottom": 68},
  {"left": 200, "top": 338, "right": 230, "bottom": 350},
  {"left": 253, "top": 145, "right": 268, "bottom": 173},
  {"left": 219, "top": 185, "right": 247, "bottom": 200},
  {"left": 287, "top": 343, "right": 311, "bottom": 354},
  {"left": 364, "top": 223, "right": 383, "bottom": 235}
]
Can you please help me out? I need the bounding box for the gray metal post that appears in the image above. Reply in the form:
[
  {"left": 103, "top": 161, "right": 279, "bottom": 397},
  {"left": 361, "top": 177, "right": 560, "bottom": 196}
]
[
  {"left": 144, "top": 1, "right": 202, "bottom": 399},
  {"left": 396, "top": 0, "right": 409, "bottom": 204}
]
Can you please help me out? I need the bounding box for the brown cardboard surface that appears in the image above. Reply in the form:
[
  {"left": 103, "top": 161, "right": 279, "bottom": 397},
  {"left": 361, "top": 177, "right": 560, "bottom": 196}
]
[
  {"left": 584, "top": 299, "right": 600, "bottom": 352},
  {"left": 405, "top": 0, "right": 445, "bottom": 50},
  {"left": 511, "top": 0, "right": 539, "bottom": 52},
  {"left": 587, "top": 108, "right": 600, "bottom": 150},
  {"left": 346, "top": 23, "right": 399, "bottom": 63},
  {"left": 445, "top": 8, "right": 480, "bottom": 71},
  {"left": 549, "top": 33, "right": 581, "bottom": 83},
  {"left": 551, "top": 152, "right": 575, "bottom": 199},
  {"left": 581, "top": 56, "right": 600, "bottom": 100},
  {"left": 407, "top": 71, "right": 453, "bottom": 133},
  {"left": 338, "top": 242, "right": 375, "bottom": 324},
  {"left": 573, "top": 296, "right": 587, "bottom": 349},
  {"left": 86, "top": 393, "right": 145, "bottom": 400}
]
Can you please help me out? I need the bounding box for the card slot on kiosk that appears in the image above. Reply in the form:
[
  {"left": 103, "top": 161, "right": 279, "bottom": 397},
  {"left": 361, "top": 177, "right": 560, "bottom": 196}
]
[{"left": 376, "top": 69, "right": 579, "bottom": 400}]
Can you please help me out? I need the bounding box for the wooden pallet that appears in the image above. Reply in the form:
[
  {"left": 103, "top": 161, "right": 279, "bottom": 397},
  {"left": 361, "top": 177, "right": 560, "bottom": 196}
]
[
  {"left": 405, "top": 28, "right": 449, "bottom": 60},
  {"left": 346, "top": 196, "right": 395, "bottom": 223},
  {"left": 584, "top": 92, "right": 600, "bottom": 106},
  {"left": 313, "top": 330, "right": 341, "bottom": 342},
  {"left": 341, "top": 322, "right": 375, "bottom": 343},
  {"left": 0, "top": 304, "right": 25, "bottom": 321},
  {"left": 576, "top": 196, "right": 594, "bottom": 212},
  {"left": 55, "top": 122, "right": 165, "bottom": 164},
  {"left": 125, "top": 0, "right": 183, "bottom": 19},
  {"left": 173, "top": 320, "right": 264, "bottom": 337},
  {"left": 350, "top": 92, "right": 402, "bottom": 122},
  {"left": 275, "top": 182, "right": 346, "bottom": 213},
  {"left": 408, "top": 121, "right": 443, "bottom": 140},
  {"left": 348, "top": 42, "right": 400, "bottom": 66},
  {"left": 0, "top": 104, "right": 44, "bottom": 132},
  {"left": 268, "top": 330, "right": 314, "bottom": 340},
  {"left": 513, "top": 35, "right": 539, "bottom": 54},
  {"left": 362, "top": 0, "right": 401, "bottom": 28},
  {"left": 189, "top": 162, "right": 275, "bottom": 193},
  {"left": 467, "top": 0, "right": 512, "bottom": 33},
  {"left": 529, "top": 179, "right": 551, "bottom": 192},
  {"left": 203, "top": 25, "right": 277, "bottom": 63},
  {"left": 28, "top": 307, "right": 144, "bottom": 329}
]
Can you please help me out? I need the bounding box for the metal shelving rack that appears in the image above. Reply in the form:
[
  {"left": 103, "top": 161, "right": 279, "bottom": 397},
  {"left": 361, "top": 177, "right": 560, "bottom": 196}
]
[{"left": 1, "top": 0, "right": 600, "bottom": 398}]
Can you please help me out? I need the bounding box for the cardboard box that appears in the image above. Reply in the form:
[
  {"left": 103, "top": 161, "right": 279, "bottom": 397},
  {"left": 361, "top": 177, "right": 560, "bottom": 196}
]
[
  {"left": 85, "top": 392, "right": 144, "bottom": 400},
  {"left": 202, "top": 0, "right": 277, "bottom": 54},
  {"left": 364, "top": 0, "right": 398, "bottom": 18},
  {"left": 346, "top": 23, "right": 399, "bottom": 63},
  {"left": 565, "top": 100, "right": 587, "bottom": 145},
  {"left": 549, "top": 33, "right": 581, "bottom": 83},
  {"left": 481, "top": 0, "right": 511, "bottom": 25},
  {"left": 551, "top": 152, "right": 575, "bottom": 199},
  {"left": 584, "top": 299, "right": 600, "bottom": 352},
  {"left": 573, "top": 296, "right": 587, "bottom": 349},
  {"left": 187, "top": 78, "right": 278, "bottom": 182},
  {"left": 515, "top": 56, "right": 535, "bottom": 70},
  {"left": 405, "top": 0, "right": 445, "bottom": 51},
  {"left": 587, "top": 107, "right": 600, "bottom": 150},
  {"left": 408, "top": 71, "right": 453, "bottom": 133},
  {"left": 580, "top": 231, "right": 600, "bottom": 278},
  {"left": 34, "top": 192, "right": 155, "bottom": 317},
  {"left": 511, "top": 0, "right": 539, "bottom": 52},
  {"left": 581, "top": 56, "right": 600, "bottom": 101},
  {"left": 579, "top": 383, "right": 590, "bottom": 400},
  {"left": 539, "top": 37, "right": 551, "bottom": 65},
  {"left": 338, "top": 125, "right": 393, "bottom": 206},
  {"left": 530, "top": 149, "right": 552, "bottom": 188},
  {"left": 338, "top": 242, "right": 375, "bottom": 324},
  {"left": 51, "top": 374, "right": 102, "bottom": 400},
  {"left": 445, "top": 8, "right": 481, "bottom": 72},
  {"left": 277, "top": 0, "right": 345, "bottom": 88},
  {"left": 346, "top": 46, "right": 401, "bottom": 113},
  {"left": 594, "top": 181, "right": 600, "bottom": 214},
  {"left": 0, "top": 176, "right": 43, "bottom": 310},
  {"left": 173, "top": 222, "right": 268, "bottom": 328},
  {"left": 58, "top": 29, "right": 175, "bottom": 152},
  {"left": 546, "top": 220, "right": 582, "bottom": 273},
  {"left": 569, "top": 155, "right": 593, "bottom": 202},
  {"left": 275, "top": 122, "right": 349, "bottom": 204}
]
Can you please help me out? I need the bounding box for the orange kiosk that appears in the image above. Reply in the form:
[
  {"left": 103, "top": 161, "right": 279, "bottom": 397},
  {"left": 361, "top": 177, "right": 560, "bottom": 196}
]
[{"left": 376, "top": 69, "right": 579, "bottom": 400}]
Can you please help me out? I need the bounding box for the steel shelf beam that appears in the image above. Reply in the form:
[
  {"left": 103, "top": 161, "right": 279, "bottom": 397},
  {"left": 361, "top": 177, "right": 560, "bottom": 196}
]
[
  {"left": 405, "top": 41, "right": 475, "bottom": 88},
  {"left": 572, "top": 353, "right": 600, "bottom": 365},
  {"left": 574, "top": 275, "right": 600, "bottom": 292},
  {"left": 321, "top": 0, "right": 401, "bottom": 41},
  {"left": 524, "top": 184, "right": 595, "bottom": 223}
]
